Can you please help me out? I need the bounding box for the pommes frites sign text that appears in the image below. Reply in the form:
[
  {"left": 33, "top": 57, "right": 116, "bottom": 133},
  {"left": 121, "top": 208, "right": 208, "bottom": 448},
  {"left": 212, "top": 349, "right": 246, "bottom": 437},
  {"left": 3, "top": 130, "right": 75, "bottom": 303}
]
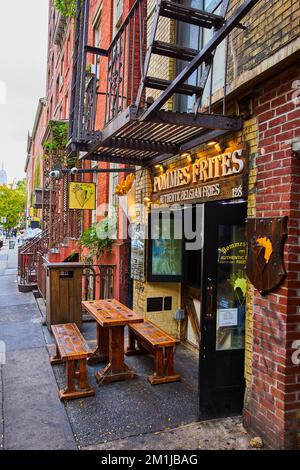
[{"left": 152, "top": 147, "right": 247, "bottom": 205}]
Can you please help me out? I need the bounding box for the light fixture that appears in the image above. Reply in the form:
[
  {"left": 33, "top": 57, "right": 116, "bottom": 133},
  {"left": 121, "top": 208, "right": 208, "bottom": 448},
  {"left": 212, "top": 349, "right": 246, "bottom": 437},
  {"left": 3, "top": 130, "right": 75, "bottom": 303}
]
[
  {"left": 207, "top": 140, "right": 226, "bottom": 153},
  {"left": 154, "top": 164, "right": 163, "bottom": 172},
  {"left": 181, "top": 151, "right": 191, "bottom": 159},
  {"left": 143, "top": 196, "right": 151, "bottom": 208}
]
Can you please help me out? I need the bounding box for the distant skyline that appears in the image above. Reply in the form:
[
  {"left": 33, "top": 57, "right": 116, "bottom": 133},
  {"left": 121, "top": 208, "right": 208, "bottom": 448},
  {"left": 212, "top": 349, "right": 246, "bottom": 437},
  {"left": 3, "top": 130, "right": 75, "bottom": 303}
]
[{"left": 0, "top": 1, "right": 48, "bottom": 184}]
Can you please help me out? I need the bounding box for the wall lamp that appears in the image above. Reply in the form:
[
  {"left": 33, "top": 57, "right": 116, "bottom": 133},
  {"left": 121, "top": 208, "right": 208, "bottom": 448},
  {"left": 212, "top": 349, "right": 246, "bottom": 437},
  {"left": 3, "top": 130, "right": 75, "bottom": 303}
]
[
  {"left": 180, "top": 151, "right": 194, "bottom": 163},
  {"left": 207, "top": 140, "right": 226, "bottom": 153}
]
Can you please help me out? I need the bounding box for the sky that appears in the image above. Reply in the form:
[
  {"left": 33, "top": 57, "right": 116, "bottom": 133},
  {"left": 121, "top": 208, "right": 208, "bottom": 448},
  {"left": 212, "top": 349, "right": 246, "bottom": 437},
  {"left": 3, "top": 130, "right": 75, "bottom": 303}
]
[{"left": 0, "top": 0, "right": 48, "bottom": 184}]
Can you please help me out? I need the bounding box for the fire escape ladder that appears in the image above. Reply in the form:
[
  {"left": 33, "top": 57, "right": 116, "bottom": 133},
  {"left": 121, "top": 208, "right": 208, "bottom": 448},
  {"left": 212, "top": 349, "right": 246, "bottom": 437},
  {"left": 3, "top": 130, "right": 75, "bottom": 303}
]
[
  {"left": 141, "top": 0, "right": 260, "bottom": 120},
  {"left": 135, "top": 0, "right": 230, "bottom": 111}
]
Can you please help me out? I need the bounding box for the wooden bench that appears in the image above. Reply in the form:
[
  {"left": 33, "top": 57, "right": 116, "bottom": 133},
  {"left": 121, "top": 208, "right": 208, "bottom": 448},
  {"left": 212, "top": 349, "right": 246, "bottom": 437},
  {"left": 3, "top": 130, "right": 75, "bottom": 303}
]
[
  {"left": 126, "top": 321, "right": 181, "bottom": 385},
  {"left": 50, "top": 323, "right": 95, "bottom": 401}
]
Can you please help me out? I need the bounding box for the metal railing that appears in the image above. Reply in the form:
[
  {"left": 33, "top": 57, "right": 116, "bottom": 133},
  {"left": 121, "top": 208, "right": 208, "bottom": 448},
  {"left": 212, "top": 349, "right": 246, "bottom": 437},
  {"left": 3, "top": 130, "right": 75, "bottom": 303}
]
[
  {"left": 70, "top": 0, "right": 146, "bottom": 141},
  {"left": 104, "top": 0, "right": 146, "bottom": 124},
  {"left": 83, "top": 264, "right": 115, "bottom": 301},
  {"left": 37, "top": 252, "right": 48, "bottom": 299},
  {"left": 36, "top": 260, "right": 115, "bottom": 302}
]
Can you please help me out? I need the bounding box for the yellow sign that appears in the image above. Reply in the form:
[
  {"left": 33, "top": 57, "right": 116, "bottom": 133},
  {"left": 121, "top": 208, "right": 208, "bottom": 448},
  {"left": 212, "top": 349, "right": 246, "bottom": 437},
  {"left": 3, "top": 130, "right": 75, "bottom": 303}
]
[{"left": 69, "top": 182, "right": 96, "bottom": 210}]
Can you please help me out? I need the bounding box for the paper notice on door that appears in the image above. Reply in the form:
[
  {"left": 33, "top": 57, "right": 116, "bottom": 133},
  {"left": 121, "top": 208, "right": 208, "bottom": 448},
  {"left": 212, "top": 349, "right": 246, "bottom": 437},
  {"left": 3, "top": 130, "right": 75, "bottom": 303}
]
[{"left": 218, "top": 308, "right": 238, "bottom": 327}]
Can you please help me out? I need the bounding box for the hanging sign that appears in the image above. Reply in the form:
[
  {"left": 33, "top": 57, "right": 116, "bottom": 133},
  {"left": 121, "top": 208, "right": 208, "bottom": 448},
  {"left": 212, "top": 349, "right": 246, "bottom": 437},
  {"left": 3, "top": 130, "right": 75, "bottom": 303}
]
[
  {"left": 151, "top": 146, "right": 247, "bottom": 205},
  {"left": 246, "top": 217, "right": 287, "bottom": 295},
  {"left": 69, "top": 182, "right": 96, "bottom": 210}
]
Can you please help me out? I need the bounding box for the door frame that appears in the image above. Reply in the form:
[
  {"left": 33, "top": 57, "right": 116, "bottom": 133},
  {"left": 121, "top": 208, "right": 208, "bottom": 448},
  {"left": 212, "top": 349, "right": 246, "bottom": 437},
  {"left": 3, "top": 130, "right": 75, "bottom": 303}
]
[{"left": 198, "top": 200, "right": 247, "bottom": 420}]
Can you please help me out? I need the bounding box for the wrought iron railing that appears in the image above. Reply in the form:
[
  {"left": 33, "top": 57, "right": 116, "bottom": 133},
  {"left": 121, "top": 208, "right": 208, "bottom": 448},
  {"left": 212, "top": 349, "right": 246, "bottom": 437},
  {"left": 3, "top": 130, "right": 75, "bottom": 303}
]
[
  {"left": 36, "top": 260, "right": 115, "bottom": 302},
  {"left": 83, "top": 264, "right": 115, "bottom": 301},
  {"left": 104, "top": 0, "right": 146, "bottom": 124},
  {"left": 37, "top": 252, "right": 48, "bottom": 299},
  {"left": 69, "top": 0, "right": 146, "bottom": 144},
  {"left": 18, "top": 227, "right": 52, "bottom": 288}
]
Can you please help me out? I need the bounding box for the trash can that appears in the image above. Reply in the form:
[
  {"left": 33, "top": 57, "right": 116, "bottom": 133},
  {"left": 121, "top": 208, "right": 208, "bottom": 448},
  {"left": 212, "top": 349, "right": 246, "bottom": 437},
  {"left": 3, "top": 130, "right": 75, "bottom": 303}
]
[
  {"left": 45, "top": 262, "right": 84, "bottom": 331},
  {"left": 9, "top": 240, "right": 15, "bottom": 249}
]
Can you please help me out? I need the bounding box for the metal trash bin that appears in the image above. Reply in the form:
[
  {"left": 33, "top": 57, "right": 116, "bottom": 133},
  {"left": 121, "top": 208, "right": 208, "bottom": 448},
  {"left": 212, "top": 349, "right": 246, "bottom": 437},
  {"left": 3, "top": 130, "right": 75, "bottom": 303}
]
[
  {"left": 9, "top": 240, "right": 15, "bottom": 249},
  {"left": 45, "top": 262, "right": 84, "bottom": 331}
]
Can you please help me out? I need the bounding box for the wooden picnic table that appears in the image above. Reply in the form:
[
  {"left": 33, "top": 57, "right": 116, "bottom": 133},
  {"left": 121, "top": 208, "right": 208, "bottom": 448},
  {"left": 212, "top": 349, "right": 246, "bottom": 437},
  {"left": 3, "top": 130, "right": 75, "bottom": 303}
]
[{"left": 82, "top": 299, "right": 144, "bottom": 384}]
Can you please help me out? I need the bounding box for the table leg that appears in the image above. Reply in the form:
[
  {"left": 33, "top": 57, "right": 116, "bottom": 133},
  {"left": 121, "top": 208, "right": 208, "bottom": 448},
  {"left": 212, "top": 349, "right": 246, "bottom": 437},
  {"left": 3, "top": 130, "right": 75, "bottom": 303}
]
[
  {"left": 95, "top": 326, "right": 137, "bottom": 384},
  {"left": 87, "top": 323, "right": 109, "bottom": 365}
]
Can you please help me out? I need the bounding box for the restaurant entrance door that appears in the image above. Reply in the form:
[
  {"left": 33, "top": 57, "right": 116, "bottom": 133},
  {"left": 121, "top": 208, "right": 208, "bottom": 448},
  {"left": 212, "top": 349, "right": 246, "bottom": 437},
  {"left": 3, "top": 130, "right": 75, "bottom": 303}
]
[{"left": 199, "top": 200, "right": 247, "bottom": 419}]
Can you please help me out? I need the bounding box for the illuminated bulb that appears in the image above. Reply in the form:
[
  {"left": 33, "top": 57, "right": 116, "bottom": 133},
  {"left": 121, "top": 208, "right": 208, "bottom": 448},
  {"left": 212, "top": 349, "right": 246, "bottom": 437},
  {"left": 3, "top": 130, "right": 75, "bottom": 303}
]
[
  {"left": 154, "top": 164, "right": 163, "bottom": 172},
  {"left": 181, "top": 152, "right": 191, "bottom": 159}
]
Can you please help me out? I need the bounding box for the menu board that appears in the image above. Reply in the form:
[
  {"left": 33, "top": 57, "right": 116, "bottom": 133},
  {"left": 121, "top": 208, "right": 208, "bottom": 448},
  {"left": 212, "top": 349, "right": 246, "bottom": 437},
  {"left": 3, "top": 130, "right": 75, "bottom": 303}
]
[{"left": 130, "top": 222, "right": 146, "bottom": 281}]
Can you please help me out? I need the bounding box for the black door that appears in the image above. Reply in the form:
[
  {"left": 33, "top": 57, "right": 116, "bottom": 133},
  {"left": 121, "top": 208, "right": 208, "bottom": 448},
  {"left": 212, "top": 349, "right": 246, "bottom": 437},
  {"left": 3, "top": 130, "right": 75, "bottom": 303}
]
[{"left": 199, "top": 201, "right": 247, "bottom": 419}]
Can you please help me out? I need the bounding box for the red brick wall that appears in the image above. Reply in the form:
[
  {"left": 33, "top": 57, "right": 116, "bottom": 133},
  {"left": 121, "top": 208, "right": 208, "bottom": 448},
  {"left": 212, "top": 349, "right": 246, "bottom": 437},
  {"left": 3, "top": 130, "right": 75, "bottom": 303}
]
[
  {"left": 46, "top": 1, "right": 74, "bottom": 122},
  {"left": 244, "top": 64, "right": 300, "bottom": 449},
  {"left": 80, "top": 0, "right": 134, "bottom": 305}
]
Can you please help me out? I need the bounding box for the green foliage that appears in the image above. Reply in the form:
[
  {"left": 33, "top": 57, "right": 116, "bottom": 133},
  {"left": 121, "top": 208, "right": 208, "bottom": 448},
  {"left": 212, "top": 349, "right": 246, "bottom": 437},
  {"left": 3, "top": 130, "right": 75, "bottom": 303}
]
[
  {"left": 43, "top": 121, "right": 69, "bottom": 153},
  {"left": 54, "top": 0, "right": 77, "bottom": 17},
  {"left": 80, "top": 217, "right": 115, "bottom": 259},
  {"left": 0, "top": 179, "right": 26, "bottom": 229}
]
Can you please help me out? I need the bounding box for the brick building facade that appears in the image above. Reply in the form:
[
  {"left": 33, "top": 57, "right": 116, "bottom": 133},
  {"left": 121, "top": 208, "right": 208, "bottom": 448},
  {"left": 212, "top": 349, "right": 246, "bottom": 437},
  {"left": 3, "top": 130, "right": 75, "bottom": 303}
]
[{"left": 128, "top": 0, "right": 300, "bottom": 449}]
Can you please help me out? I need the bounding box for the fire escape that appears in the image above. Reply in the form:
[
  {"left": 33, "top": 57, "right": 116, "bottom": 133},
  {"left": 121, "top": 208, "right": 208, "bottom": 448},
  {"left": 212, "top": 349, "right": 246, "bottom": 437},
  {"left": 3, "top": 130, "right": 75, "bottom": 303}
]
[{"left": 67, "top": 0, "right": 260, "bottom": 166}]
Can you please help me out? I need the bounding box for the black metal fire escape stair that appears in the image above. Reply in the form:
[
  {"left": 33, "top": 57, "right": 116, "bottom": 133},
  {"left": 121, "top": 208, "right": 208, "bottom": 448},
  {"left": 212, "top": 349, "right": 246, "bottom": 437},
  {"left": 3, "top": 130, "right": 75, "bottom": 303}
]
[{"left": 67, "top": 0, "right": 260, "bottom": 166}]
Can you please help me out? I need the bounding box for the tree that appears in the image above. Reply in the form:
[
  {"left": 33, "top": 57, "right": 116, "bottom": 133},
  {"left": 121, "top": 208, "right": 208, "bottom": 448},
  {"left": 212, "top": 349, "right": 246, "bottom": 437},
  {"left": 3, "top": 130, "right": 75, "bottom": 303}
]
[{"left": 0, "top": 179, "right": 26, "bottom": 229}]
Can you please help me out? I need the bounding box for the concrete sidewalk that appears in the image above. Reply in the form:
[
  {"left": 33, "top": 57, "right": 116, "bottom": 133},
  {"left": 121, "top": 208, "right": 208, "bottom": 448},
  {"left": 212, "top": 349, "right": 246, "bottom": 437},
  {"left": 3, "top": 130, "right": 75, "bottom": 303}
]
[
  {"left": 0, "top": 244, "right": 257, "bottom": 450},
  {"left": 0, "top": 245, "right": 76, "bottom": 450}
]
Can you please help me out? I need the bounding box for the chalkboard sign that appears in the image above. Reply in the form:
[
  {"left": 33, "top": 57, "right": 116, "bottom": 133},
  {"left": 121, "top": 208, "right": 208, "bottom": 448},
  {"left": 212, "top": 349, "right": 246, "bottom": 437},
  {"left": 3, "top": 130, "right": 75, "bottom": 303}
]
[{"left": 131, "top": 222, "right": 146, "bottom": 281}]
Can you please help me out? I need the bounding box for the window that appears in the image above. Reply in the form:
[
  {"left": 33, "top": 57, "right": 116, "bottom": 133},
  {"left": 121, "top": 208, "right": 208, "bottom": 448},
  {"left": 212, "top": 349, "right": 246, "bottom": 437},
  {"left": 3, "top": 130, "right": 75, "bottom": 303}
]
[
  {"left": 114, "top": 0, "right": 123, "bottom": 30},
  {"left": 65, "top": 91, "right": 69, "bottom": 118},
  {"left": 60, "top": 56, "right": 64, "bottom": 81},
  {"left": 66, "top": 34, "right": 71, "bottom": 66},
  {"left": 175, "top": 0, "right": 226, "bottom": 113},
  {"left": 93, "top": 15, "right": 102, "bottom": 79},
  {"left": 55, "top": 76, "right": 59, "bottom": 106}
]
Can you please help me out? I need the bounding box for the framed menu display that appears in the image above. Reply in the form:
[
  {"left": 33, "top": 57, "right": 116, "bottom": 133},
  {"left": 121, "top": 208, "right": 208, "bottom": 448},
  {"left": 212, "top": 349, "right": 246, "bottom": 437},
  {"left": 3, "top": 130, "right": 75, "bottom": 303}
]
[
  {"left": 131, "top": 222, "right": 146, "bottom": 281},
  {"left": 147, "top": 210, "right": 183, "bottom": 282}
]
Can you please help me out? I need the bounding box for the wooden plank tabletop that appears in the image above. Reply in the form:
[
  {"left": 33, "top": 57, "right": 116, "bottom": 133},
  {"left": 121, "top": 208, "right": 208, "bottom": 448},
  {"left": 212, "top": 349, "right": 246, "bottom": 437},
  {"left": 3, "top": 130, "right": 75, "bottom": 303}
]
[
  {"left": 130, "top": 321, "right": 179, "bottom": 348},
  {"left": 51, "top": 323, "right": 92, "bottom": 360},
  {"left": 82, "top": 299, "right": 144, "bottom": 327}
]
